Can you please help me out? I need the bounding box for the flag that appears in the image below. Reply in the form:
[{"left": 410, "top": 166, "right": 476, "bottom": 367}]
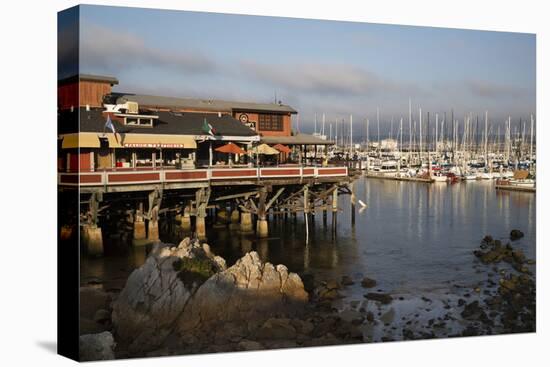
[
  {"left": 202, "top": 118, "right": 217, "bottom": 136},
  {"left": 105, "top": 115, "right": 119, "bottom": 144}
]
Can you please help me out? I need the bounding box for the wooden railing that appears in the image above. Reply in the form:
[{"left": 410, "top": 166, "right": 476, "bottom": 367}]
[{"left": 58, "top": 166, "right": 349, "bottom": 187}]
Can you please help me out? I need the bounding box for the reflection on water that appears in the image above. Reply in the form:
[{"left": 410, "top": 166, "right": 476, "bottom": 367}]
[{"left": 81, "top": 178, "right": 536, "bottom": 296}]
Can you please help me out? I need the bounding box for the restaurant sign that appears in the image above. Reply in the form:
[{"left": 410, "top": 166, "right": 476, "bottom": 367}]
[{"left": 123, "top": 143, "right": 186, "bottom": 148}]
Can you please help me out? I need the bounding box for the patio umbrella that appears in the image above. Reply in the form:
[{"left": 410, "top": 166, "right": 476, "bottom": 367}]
[
  {"left": 251, "top": 143, "right": 280, "bottom": 155},
  {"left": 214, "top": 142, "right": 246, "bottom": 154},
  {"left": 273, "top": 144, "right": 292, "bottom": 153}
]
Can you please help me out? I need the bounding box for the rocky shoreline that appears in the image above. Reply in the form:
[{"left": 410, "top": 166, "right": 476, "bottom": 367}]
[{"left": 79, "top": 230, "right": 535, "bottom": 361}]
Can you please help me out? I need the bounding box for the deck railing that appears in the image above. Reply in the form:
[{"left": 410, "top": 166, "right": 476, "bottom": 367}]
[{"left": 58, "top": 165, "right": 349, "bottom": 187}]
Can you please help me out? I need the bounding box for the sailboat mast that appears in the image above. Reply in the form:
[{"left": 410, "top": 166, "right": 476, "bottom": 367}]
[
  {"left": 530, "top": 114, "right": 534, "bottom": 161},
  {"left": 399, "top": 117, "right": 403, "bottom": 155},
  {"left": 314, "top": 113, "right": 317, "bottom": 135},
  {"left": 335, "top": 118, "right": 338, "bottom": 148},
  {"left": 408, "top": 98, "right": 412, "bottom": 167},
  {"left": 435, "top": 113, "right": 439, "bottom": 159},
  {"left": 484, "top": 111, "right": 488, "bottom": 167},
  {"left": 451, "top": 109, "right": 454, "bottom": 163},
  {"left": 350, "top": 114, "right": 353, "bottom": 155},
  {"left": 377, "top": 107, "right": 380, "bottom": 157},
  {"left": 419, "top": 107, "right": 422, "bottom": 165}
]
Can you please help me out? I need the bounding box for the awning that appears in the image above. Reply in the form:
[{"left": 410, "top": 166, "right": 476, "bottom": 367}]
[
  {"left": 97, "top": 133, "right": 122, "bottom": 148},
  {"left": 215, "top": 142, "right": 246, "bottom": 154},
  {"left": 251, "top": 143, "right": 280, "bottom": 155},
  {"left": 119, "top": 134, "right": 197, "bottom": 149},
  {"left": 61, "top": 133, "right": 101, "bottom": 149},
  {"left": 273, "top": 144, "right": 292, "bottom": 153}
]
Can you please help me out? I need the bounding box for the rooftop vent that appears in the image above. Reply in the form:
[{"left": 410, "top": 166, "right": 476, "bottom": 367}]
[{"left": 126, "top": 101, "right": 139, "bottom": 114}]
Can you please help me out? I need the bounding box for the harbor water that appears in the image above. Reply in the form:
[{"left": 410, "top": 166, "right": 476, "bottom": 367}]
[
  {"left": 82, "top": 177, "right": 535, "bottom": 296},
  {"left": 81, "top": 177, "right": 536, "bottom": 340}
]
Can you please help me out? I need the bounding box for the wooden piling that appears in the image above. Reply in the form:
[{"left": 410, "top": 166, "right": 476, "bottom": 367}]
[{"left": 256, "top": 186, "right": 268, "bottom": 238}]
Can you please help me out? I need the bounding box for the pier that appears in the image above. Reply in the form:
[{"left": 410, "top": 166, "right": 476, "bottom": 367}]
[{"left": 58, "top": 74, "right": 358, "bottom": 256}]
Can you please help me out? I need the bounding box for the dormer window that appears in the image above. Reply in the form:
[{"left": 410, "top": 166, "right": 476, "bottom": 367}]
[
  {"left": 125, "top": 117, "right": 153, "bottom": 127},
  {"left": 114, "top": 113, "right": 159, "bottom": 128}
]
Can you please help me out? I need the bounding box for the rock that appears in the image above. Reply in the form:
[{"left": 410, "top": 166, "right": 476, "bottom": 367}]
[
  {"left": 402, "top": 328, "right": 415, "bottom": 340},
  {"left": 80, "top": 317, "right": 106, "bottom": 335},
  {"left": 510, "top": 229, "right": 524, "bottom": 241},
  {"left": 364, "top": 292, "right": 392, "bottom": 304},
  {"left": 341, "top": 275, "right": 355, "bottom": 286},
  {"left": 300, "top": 273, "right": 315, "bottom": 293},
  {"left": 291, "top": 318, "right": 314, "bottom": 335},
  {"left": 335, "top": 320, "right": 363, "bottom": 339},
  {"left": 79, "top": 288, "right": 111, "bottom": 320},
  {"left": 238, "top": 340, "right": 264, "bottom": 351},
  {"left": 461, "top": 301, "right": 487, "bottom": 322},
  {"left": 178, "top": 252, "right": 308, "bottom": 334},
  {"left": 79, "top": 331, "right": 115, "bottom": 361},
  {"left": 366, "top": 311, "right": 375, "bottom": 322},
  {"left": 314, "top": 280, "right": 345, "bottom": 301},
  {"left": 380, "top": 308, "right": 395, "bottom": 324},
  {"left": 111, "top": 239, "right": 226, "bottom": 353},
  {"left": 512, "top": 249, "right": 526, "bottom": 264},
  {"left": 93, "top": 309, "right": 111, "bottom": 324},
  {"left": 361, "top": 277, "right": 377, "bottom": 288},
  {"left": 339, "top": 309, "right": 364, "bottom": 324},
  {"left": 264, "top": 340, "right": 298, "bottom": 349},
  {"left": 254, "top": 318, "right": 297, "bottom": 340},
  {"left": 303, "top": 333, "right": 341, "bottom": 347}
]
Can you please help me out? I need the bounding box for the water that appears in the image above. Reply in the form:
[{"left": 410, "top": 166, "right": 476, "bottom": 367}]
[
  {"left": 81, "top": 178, "right": 536, "bottom": 299},
  {"left": 206, "top": 178, "right": 535, "bottom": 293}
]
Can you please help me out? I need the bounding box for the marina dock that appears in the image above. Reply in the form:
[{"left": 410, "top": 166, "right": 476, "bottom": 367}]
[
  {"left": 496, "top": 184, "right": 536, "bottom": 193},
  {"left": 365, "top": 172, "right": 433, "bottom": 183}
]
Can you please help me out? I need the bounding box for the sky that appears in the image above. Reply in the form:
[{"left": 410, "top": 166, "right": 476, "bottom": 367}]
[{"left": 60, "top": 5, "right": 536, "bottom": 134}]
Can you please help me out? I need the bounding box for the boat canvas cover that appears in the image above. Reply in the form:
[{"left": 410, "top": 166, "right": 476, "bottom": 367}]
[{"left": 513, "top": 170, "right": 529, "bottom": 180}]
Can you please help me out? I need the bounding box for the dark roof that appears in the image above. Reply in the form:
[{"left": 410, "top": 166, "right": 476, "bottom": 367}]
[
  {"left": 113, "top": 93, "right": 297, "bottom": 114},
  {"left": 58, "top": 74, "right": 119, "bottom": 86},
  {"left": 261, "top": 134, "right": 335, "bottom": 145},
  {"left": 58, "top": 108, "right": 258, "bottom": 137}
]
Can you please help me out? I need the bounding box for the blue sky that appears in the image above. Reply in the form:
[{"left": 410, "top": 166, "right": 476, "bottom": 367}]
[{"left": 68, "top": 5, "right": 535, "bottom": 132}]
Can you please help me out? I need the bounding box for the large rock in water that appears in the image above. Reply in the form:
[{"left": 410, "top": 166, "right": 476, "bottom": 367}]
[
  {"left": 112, "top": 239, "right": 308, "bottom": 354},
  {"left": 178, "top": 251, "right": 308, "bottom": 334},
  {"left": 79, "top": 331, "right": 115, "bottom": 361},
  {"left": 111, "top": 238, "right": 226, "bottom": 353}
]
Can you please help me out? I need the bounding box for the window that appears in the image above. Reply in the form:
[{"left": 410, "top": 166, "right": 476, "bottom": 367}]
[
  {"left": 258, "top": 114, "right": 283, "bottom": 131},
  {"left": 115, "top": 149, "right": 133, "bottom": 168},
  {"left": 135, "top": 150, "right": 154, "bottom": 167},
  {"left": 125, "top": 117, "right": 153, "bottom": 127}
]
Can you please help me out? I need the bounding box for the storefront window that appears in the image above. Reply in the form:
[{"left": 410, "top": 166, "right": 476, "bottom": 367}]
[
  {"left": 162, "top": 149, "right": 194, "bottom": 168},
  {"left": 115, "top": 149, "right": 133, "bottom": 168},
  {"left": 136, "top": 149, "right": 154, "bottom": 167}
]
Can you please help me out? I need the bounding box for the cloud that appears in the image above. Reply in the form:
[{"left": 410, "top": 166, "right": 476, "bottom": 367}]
[
  {"left": 80, "top": 23, "right": 217, "bottom": 74},
  {"left": 465, "top": 80, "right": 525, "bottom": 98},
  {"left": 240, "top": 61, "right": 422, "bottom": 97}
]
